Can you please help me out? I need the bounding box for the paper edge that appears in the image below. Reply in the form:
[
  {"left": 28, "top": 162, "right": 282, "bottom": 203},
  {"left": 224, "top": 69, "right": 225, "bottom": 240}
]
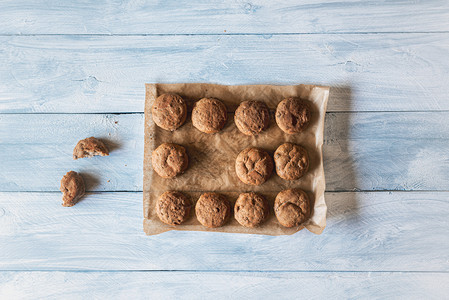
[{"left": 143, "top": 83, "right": 330, "bottom": 236}]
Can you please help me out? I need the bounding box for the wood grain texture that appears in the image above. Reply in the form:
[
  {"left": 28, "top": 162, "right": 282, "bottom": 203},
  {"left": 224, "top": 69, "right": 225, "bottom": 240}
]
[
  {"left": 1, "top": 34, "right": 449, "bottom": 113},
  {"left": 1, "top": 191, "right": 448, "bottom": 271},
  {"left": 1, "top": 1, "right": 448, "bottom": 297},
  {"left": 0, "top": 114, "right": 144, "bottom": 192},
  {"left": 1, "top": 271, "right": 448, "bottom": 300},
  {"left": 1, "top": 1, "right": 449, "bottom": 34},
  {"left": 1, "top": 112, "right": 449, "bottom": 192}
]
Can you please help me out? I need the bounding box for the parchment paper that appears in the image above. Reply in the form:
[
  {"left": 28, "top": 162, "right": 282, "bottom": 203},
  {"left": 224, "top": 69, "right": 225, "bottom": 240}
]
[{"left": 144, "top": 83, "right": 329, "bottom": 235}]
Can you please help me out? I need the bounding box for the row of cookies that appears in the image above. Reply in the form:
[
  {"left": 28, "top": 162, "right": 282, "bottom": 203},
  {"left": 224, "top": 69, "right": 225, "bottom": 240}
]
[
  {"left": 156, "top": 189, "right": 310, "bottom": 229},
  {"left": 236, "top": 144, "right": 309, "bottom": 185},
  {"left": 152, "top": 142, "right": 309, "bottom": 184},
  {"left": 152, "top": 93, "right": 311, "bottom": 135}
]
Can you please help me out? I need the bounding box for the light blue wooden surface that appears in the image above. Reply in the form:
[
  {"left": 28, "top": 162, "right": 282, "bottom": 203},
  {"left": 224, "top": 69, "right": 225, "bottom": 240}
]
[
  {"left": 1, "top": 34, "right": 449, "bottom": 113},
  {"left": 1, "top": 1, "right": 449, "bottom": 299},
  {"left": 1, "top": 0, "right": 449, "bottom": 34},
  {"left": 1, "top": 191, "right": 449, "bottom": 271},
  {"left": 2, "top": 113, "right": 449, "bottom": 192},
  {"left": 1, "top": 272, "right": 448, "bottom": 299}
]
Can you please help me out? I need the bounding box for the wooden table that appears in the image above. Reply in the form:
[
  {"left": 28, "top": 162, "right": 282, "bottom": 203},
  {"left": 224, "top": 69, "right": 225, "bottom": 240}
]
[{"left": 1, "top": 1, "right": 449, "bottom": 298}]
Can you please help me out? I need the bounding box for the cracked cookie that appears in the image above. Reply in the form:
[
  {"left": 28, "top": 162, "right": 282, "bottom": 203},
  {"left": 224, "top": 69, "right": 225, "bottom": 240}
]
[
  {"left": 275, "top": 97, "right": 311, "bottom": 134},
  {"left": 156, "top": 191, "right": 192, "bottom": 225},
  {"left": 152, "top": 93, "right": 187, "bottom": 131},
  {"left": 192, "top": 98, "right": 227, "bottom": 133},
  {"left": 235, "top": 147, "right": 273, "bottom": 185},
  {"left": 152, "top": 143, "right": 188, "bottom": 178},
  {"left": 274, "top": 143, "right": 309, "bottom": 180},
  {"left": 274, "top": 188, "right": 310, "bottom": 228},
  {"left": 234, "top": 192, "right": 270, "bottom": 228},
  {"left": 234, "top": 100, "right": 270, "bottom": 136},
  {"left": 195, "top": 192, "right": 231, "bottom": 228}
]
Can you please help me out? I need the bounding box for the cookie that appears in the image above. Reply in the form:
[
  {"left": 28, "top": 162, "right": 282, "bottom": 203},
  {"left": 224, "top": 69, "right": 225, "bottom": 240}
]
[
  {"left": 234, "top": 192, "right": 270, "bottom": 228},
  {"left": 274, "top": 143, "right": 309, "bottom": 180},
  {"left": 235, "top": 147, "right": 273, "bottom": 185},
  {"left": 152, "top": 93, "right": 187, "bottom": 131},
  {"left": 73, "top": 137, "right": 109, "bottom": 160},
  {"left": 156, "top": 191, "right": 192, "bottom": 225},
  {"left": 152, "top": 143, "right": 188, "bottom": 178},
  {"left": 274, "top": 189, "right": 310, "bottom": 228},
  {"left": 234, "top": 101, "right": 270, "bottom": 136},
  {"left": 60, "top": 171, "right": 85, "bottom": 207},
  {"left": 275, "top": 97, "right": 311, "bottom": 134},
  {"left": 195, "top": 192, "right": 231, "bottom": 228},
  {"left": 192, "top": 98, "right": 227, "bottom": 133}
]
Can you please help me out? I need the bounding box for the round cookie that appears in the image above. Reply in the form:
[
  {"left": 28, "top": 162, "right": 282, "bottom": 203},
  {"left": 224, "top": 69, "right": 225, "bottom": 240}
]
[
  {"left": 234, "top": 192, "right": 270, "bottom": 228},
  {"left": 192, "top": 98, "right": 227, "bottom": 133},
  {"left": 152, "top": 93, "right": 187, "bottom": 131},
  {"left": 152, "top": 143, "right": 188, "bottom": 178},
  {"left": 274, "top": 189, "right": 310, "bottom": 228},
  {"left": 275, "top": 97, "right": 311, "bottom": 134},
  {"left": 235, "top": 147, "right": 273, "bottom": 185},
  {"left": 195, "top": 193, "right": 231, "bottom": 228},
  {"left": 274, "top": 143, "right": 309, "bottom": 180},
  {"left": 234, "top": 101, "right": 270, "bottom": 136},
  {"left": 156, "top": 191, "right": 192, "bottom": 225}
]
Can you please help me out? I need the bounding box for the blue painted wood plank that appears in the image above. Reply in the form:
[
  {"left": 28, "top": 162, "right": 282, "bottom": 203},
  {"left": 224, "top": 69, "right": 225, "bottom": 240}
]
[
  {"left": 1, "top": 113, "right": 449, "bottom": 192},
  {"left": 0, "top": 114, "right": 144, "bottom": 192},
  {"left": 1, "top": 1, "right": 449, "bottom": 34},
  {"left": 0, "top": 191, "right": 448, "bottom": 271},
  {"left": 0, "top": 34, "right": 448, "bottom": 113},
  {"left": 0, "top": 271, "right": 448, "bottom": 299}
]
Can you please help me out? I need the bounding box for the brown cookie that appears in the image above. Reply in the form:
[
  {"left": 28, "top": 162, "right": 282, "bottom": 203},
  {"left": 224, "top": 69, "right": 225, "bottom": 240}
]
[
  {"left": 274, "top": 189, "right": 310, "bottom": 228},
  {"left": 234, "top": 101, "right": 270, "bottom": 136},
  {"left": 275, "top": 97, "right": 311, "bottom": 134},
  {"left": 192, "top": 98, "right": 227, "bottom": 133},
  {"left": 152, "top": 93, "right": 187, "bottom": 131},
  {"left": 235, "top": 147, "right": 273, "bottom": 185},
  {"left": 274, "top": 143, "right": 309, "bottom": 180},
  {"left": 73, "top": 137, "right": 109, "bottom": 160},
  {"left": 156, "top": 191, "right": 192, "bottom": 225},
  {"left": 60, "top": 171, "right": 85, "bottom": 207},
  {"left": 152, "top": 143, "right": 188, "bottom": 178},
  {"left": 195, "top": 192, "right": 231, "bottom": 228},
  {"left": 234, "top": 192, "right": 270, "bottom": 228}
]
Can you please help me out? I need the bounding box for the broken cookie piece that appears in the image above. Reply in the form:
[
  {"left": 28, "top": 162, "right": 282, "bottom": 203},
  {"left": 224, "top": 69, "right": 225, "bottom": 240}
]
[
  {"left": 60, "top": 171, "right": 85, "bottom": 207},
  {"left": 73, "top": 137, "right": 109, "bottom": 160}
]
